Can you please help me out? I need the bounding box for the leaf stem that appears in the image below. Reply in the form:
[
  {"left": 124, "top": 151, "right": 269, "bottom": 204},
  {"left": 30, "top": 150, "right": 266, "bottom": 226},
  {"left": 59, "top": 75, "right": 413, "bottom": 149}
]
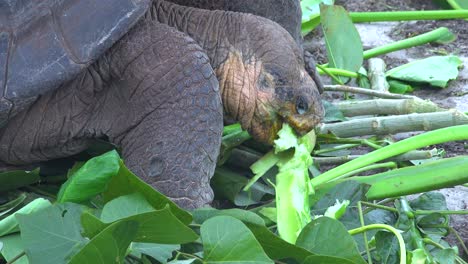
[
  {"left": 311, "top": 125, "right": 468, "bottom": 188},
  {"left": 349, "top": 224, "right": 406, "bottom": 264},
  {"left": 350, "top": 10, "right": 468, "bottom": 23},
  {"left": 363, "top": 27, "right": 454, "bottom": 59}
]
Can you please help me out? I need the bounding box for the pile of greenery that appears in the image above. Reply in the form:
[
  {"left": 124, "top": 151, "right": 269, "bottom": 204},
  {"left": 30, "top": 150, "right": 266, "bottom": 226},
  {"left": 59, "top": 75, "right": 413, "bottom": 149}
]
[{"left": 1, "top": 1, "right": 468, "bottom": 263}]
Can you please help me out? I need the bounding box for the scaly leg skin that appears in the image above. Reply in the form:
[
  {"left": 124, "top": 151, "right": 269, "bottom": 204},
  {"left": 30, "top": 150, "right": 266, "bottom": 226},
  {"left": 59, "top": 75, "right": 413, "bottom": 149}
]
[{"left": 0, "top": 18, "right": 223, "bottom": 209}]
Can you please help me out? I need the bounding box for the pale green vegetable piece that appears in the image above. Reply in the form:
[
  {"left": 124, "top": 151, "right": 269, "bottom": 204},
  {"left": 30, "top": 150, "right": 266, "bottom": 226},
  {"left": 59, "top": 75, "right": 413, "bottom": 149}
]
[
  {"left": 324, "top": 200, "right": 350, "bottom": 220},
  {"left": 386, "top": 56, "right": 463, "bottom": 88}
]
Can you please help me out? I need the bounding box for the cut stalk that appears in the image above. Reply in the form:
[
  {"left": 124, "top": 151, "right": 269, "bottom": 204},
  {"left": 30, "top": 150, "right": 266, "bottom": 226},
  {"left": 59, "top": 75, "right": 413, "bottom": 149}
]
[
  {"left": 319, "top": 110, "right": 468, "bottom": 138},
  {"left": 335, "top": 99, "right": 442, "bottom": 117},
  {"left": 324, "top": 85, "right": 417, "bottom": 99}
]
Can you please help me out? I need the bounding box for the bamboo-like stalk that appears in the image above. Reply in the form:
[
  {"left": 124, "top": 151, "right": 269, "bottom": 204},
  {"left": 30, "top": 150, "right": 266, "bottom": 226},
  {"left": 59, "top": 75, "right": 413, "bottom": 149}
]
[
  {"left": 368, "top": 58, "right": 389, "bottom": 96},
  {"left": 319, "top": 110, "right": 468, "bottom": 138},
  {"left": 335, "top": 99, "right": 442, "bottom": 117},
  {"left": 324, "top": 85, "right": 417, "bottom": 99}
]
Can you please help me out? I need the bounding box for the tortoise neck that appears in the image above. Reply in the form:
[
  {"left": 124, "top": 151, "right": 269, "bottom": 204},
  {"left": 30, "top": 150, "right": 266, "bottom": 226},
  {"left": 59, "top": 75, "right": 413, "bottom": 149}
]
[{"left": 150, "top": 0, "right": 250, "bottom": 69}]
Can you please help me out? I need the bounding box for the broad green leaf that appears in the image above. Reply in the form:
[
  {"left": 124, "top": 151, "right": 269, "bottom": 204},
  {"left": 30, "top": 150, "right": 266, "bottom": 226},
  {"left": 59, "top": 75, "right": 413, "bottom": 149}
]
[
  {"left": 388, "top": 79, "right": 414, "bottom": 94},
  {"left": 211, "top": 167, "right": 248, "bottom": 202},
  {"left": 409, "top": 192, "right": 448, "bottom": 211},
  {"left": 363, "top": 156, "right": 468, "bottom": 200},
  {"left": 301, "top": 0, "right": 334, "bottom": 22},
  {"left": 131, "top": 243, "right": 180, "bottom": 263},
  {"left": 0, "top": 169, "right": 40, "bottom": 193},
  {"left": 68, "top": 220, "right": 138, "bottom": 264},
  {"left": 100, "top": 193, "right": 155, "bottom": 223},
  {"left": 193, "top": 208, "right": 265, "bottom": 226},
  {"left": 296, "top": 217, "right": 366, "bottom": 264},
  {"left": 16, "top": 203, "right": 87, "bottom": 264},
  {"left": 445, "top": 0, "right": 468, "bottom": 9},
  {"left": 245, "top": 223, "right": 312, "bottom": 262},
  {"left": 302, "top": 255, "right": 355, "bottom": 264},
  {"left": 0, "top": 198, "right": 51, "bottom": 237},
  {"left": 374, "top": 231, "right": 399, "bottom": 264},
  {"left": 301, "top": 0, "right": 334, "bottom": 35},
  {"left": 321, "top": 5, "right": 363, "bottom": 83},
  {"left": 81, "top": 212, "right": 107, "bottom": 239},
  {"left": 432, "top": 248, "right": 456, "bottom": 264},
  {"left": 82, "top": 207, "right": 198, "bottom": 244},
  {"left": 201, "top": 216, "right": 273, "bottom": 264},
  {"left": 0, "top": 234, "right": 28, "bottom": 264},
  {"left": 57, "top": 150, "right": 120, "bottom": 203},
  {"left": 386, "top": 56, "right": 463, "bottom": 88},
  {"left": 102, "top": 160, "right": 191, "bottom": 225}
]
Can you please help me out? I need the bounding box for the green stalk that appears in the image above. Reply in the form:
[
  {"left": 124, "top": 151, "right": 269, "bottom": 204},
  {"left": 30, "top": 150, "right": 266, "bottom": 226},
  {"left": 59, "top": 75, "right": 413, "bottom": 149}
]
[
  {"left": 363, "top": 27, "right": 454, "bottom": 59},
  {"left": 350, "top": 10, "right": 468, "bottom": 23},
  {"left": 349, "top": 224, "right": 406, "bottom": 264},
  {"left": 310, "top": 125, "right": 468, "bottom": 188},
  {"left": 317, "top": 67, "right": 359, "bottom": 78}
]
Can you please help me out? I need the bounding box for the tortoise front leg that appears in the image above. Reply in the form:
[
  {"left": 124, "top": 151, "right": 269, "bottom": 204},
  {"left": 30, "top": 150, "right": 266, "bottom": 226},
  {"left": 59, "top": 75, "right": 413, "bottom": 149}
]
[{"left": 0, "top": 21, "right": 223, "bottom": 209}]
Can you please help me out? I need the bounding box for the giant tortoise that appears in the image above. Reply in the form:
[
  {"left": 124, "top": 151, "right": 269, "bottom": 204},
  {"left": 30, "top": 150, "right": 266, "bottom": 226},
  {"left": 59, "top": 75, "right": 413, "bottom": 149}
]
[{"left": 0, "top": 0, "right": 324, "bottom": 208}]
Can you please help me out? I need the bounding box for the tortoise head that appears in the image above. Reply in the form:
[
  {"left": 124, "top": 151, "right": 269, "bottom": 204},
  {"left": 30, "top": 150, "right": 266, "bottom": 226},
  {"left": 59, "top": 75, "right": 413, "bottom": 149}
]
[{"left": 217, "top": 16, "right": 324, "bottom": 144}]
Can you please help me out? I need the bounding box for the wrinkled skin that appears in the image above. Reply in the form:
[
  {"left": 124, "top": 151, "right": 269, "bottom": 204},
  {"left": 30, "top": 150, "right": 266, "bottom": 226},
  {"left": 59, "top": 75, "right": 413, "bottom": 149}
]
[
  {"left": 0, "top": 0, "right": 323, "bottom": 208},
  {"left": 166, "top": 0, "right": 324, "bottom": 93}
]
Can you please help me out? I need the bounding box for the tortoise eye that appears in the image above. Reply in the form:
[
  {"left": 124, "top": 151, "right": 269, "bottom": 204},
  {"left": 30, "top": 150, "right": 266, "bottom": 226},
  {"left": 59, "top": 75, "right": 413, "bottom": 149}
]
[{"left": 296, "top": 96, "right": 308, "bottom": 115}]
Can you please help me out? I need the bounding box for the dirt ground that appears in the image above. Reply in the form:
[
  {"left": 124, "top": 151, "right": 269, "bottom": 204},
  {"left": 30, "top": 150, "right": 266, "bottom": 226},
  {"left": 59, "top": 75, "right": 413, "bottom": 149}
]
[{"left": 304, "top": 0, "right": 468, "bottom": 256}]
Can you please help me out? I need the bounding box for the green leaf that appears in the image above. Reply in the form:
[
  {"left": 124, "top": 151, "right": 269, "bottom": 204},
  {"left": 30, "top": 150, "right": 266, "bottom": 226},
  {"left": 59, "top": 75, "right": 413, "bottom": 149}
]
[
  {"left": 363, "top": 156, "right": 468, "bottom": 200},
  {"left": 0, "top": 198, "right": 51, "bottom": 237},
  {"left": 57, "top": 150, "right": 120, "bottom": 203},
  {"left": 131, "top": 243, "right": 180, "bottom": 263},
  {"left": 374, "top": 231, "right": 399, "bottom": 264},
  {"left": 446, "top": 0, "right": 468, "bottom": 9},
  {"left": 245, "top": 223, "right": 312, "bottom": 262},
  {"left": 300, "top": 0, "right": 334, "bottom": 35},
  {"left": 388, "top": 80, "right": 414, "bottom": 94},
  {"left": 409, "top": 192, "right": 448, "bottom": 211},
  {"left": 201, "top": 216, "right": 273, "bottom": 264},
  {"left": 193, "top": 208, "right": 265, "bottom": 226},
  {"left": 296, "top": 217, "right": 366, "bottom": 264},
  {"left": 68, "top": 220, "right": 138, "bottom": 264},
  {"left": 301, "top": 255, "right": 356, "bottom": 264},
  {"left": 386, "top": 56, "right": 463, "bottom": 88},
  {"left": 321, "top": 5, "right": 363, "bottom": 83},
  {"left": 82, "top": 207, "right": 198, "bottom": 244},
  {"left": 432, "top": 248, "right": 456, "bottom": 264},
  {"left": 16, "top": 203, "right": 87, "bottom": 264},
  {"left": 102, "top": 160, "right": 191, "bottom": 225},
  {"left": 211, "top": 167, "right": 248, "bottom": 202},
  {"left": 0, "top": 169, "right": 40, "bottom": 193},
  {"left": 100, "top": 193, "right": 155, "bottom": 223},
  {"left": 0, "top": 234, "right": 28, "bottom": 264}
]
